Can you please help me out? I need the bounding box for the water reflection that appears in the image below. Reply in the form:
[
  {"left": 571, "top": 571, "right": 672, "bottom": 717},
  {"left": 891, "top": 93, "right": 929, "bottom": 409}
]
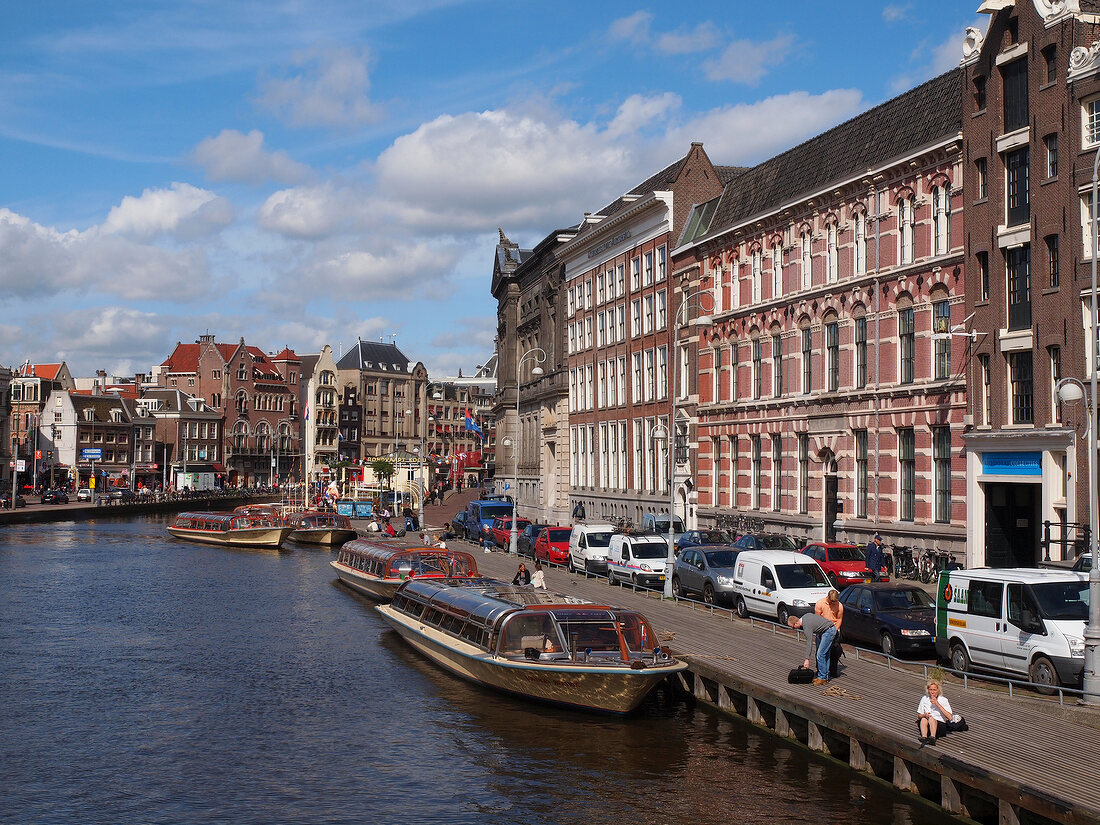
[{"left": 0, "top": 518, "right": 959, "bottom": 825}]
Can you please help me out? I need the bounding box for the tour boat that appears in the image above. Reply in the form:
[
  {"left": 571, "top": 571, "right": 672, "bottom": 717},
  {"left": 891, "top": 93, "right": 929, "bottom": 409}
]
[
  {"left": 332, "top": 540, "right": 481, "bottom": 601},
  {"left": 233, "top": 503, "right": 285, "bottom": 523},
  {"left": 167, "top": 511, "right": 294, "bottom": 548},
  {"left": 286, "top": 510, "right": 358, "bottom": 546},
  {"left": 377, "top": 578, "right": 686, "bottom": 714}
]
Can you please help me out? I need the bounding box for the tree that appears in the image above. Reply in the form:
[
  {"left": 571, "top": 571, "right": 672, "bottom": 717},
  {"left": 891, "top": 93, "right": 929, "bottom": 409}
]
[{"left": 371, "top": 458, "right": 395, "bottom": 506}]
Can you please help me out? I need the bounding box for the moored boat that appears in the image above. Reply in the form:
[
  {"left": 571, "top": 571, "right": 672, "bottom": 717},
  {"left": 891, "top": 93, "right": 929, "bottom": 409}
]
[
  {"left": 332, "top": 540, "right": 480, "bottom": 600},
  {"left": 286, "top": 510, "right": 358, "bottom": 546},
  {"left": 233, "top": 503, "right": 285, "bottom": 523},
  {"left": 377, "top": 578, "right": 686, "bottom": 714},
  {"left": 167, "top": 511, "right": 294, "bottom": 548}
]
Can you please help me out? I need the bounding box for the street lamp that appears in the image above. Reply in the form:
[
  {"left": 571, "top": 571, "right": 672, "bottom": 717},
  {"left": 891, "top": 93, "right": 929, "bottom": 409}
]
[
  {"left": 510, "top": 347, "right": 545, "bottom": 555},
  {"left": 661, "top": 289, "right": 714, "bottom": 598}
]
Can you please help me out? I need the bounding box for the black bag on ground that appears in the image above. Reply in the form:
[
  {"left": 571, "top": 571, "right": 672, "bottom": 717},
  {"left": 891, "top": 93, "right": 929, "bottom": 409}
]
[
  {"left": 788, "top": 666, "right": 815, "bottom": 684},
  {"left": 944, "top": 714, "right": 968, "bottom": 732}
]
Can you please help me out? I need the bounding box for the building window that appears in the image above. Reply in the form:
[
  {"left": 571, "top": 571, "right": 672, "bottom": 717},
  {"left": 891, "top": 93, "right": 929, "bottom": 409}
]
[
  {"left": 1050, "top": 345, "right": 1063, "bottom": 423},
  {"left": 751, "top": 435, "right": 761, "bottom": 510},
  {"left": 1043, "top": 45, "right": 1057, "bottom": 84},
  {"left": 657, "top": 246, "right": 666, "bottom": 282},
  {"left": 1084, "top": 193, "right": 1097, "bottom": 259},
  {"left": 1005, "top": 147, "right": 1030, "bottom": 227},
  {"left": 772, "top": 333, "right": 783, "bottom": 397},
  {"left": 855, "top": 429, "right": 868, "bottom": 519},
  {"left": 932, "top": 185, "right": 949, "bottom": 255},
  {"left": 934, "top": 300, "right": 951, "bottom": 380},
  {"left": 752, "top": 249, "right": 762, "bottom": 303},
  {"left": 772, "top": 243, "right": 783, "bottom": 297},
  {"left": 644, "top": 251, "right": 654, "bottom": 286},
  {"left": 933, "top": 426, "right": 951, "bottom": 524},
  {"left": 974, "top": 75, "right": 986, "bottom": 111},
  {"left": 801, "top": 231, "right": 812, "bottom": 290},
  {"left": 1084, "top": 96, "right": 1100, "bottom": 149},
  {"left": 826, "top": 223, "right": 838, "bottom": 283},
  {"left": 898, "top": 428, "right": 915, "bottom": 522},
  {"left": 1046, "top": 234, "right": 1060, "bottom": 289},
  {"left": 1003, "top": 58, "right": 1028, "bottom": 132},
  {"left": 899, "top": 196, "right": 914, "bottom": 265},
  {"left": 771, "top": 435, "right": 782, "bottom": 512},
  {"left": 854, "top": 212, "right": 866, "bottom": 276},
  {"left": 1009, "top": 351, "right": 1034, "bottom": 425},
  {"left": 798, "top": 434, "right": 809, "bottom": 515},
  {"left": 855, "top": 317, "right": 867, "bottom": 389},
  {"left": 979, "top": 354, "right": 992, "bottom": 426},
  {"left": 1045, "top": 134, "right": 1058, "bottom": 178},
  {"left": 712, "top": 345, "right": 722, "bottom": 403},
  {"left": 752, "top": 338, "right": 762, "bottom": 400},
  {"left": 826, "top": 321, "right": 839, "bottom": 392},
  {"left": 1006, "top": 245, "right": 1032, "bottom": 331},
  {"left": 801, "top": 328, "right": 813, "bottom": 394},
  {"left": 977, "top": 251, "right": 990, "bottom": 301},
  {"left": 898, "top": 307, "right": 915, "bottom": 384},
  {"left": 976, "top": 158, "right": 988, "bottom": 200}
]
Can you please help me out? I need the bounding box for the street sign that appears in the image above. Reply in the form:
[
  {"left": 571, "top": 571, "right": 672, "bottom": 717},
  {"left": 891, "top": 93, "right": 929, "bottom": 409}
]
[
  {"left": 81, "top": 448, "right": 103, "bottom": 461},
  {"left": 35, "top": 450, "right": 42, "bottom": 460}
]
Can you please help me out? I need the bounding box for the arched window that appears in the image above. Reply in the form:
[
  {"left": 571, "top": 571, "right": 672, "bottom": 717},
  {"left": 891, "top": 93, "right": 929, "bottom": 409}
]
[
  {"left": 235, "top": 390, "right": 248, "bottom": 413},
  {"left": 800, "top": 230, "right": 812, "bottom": 290}
]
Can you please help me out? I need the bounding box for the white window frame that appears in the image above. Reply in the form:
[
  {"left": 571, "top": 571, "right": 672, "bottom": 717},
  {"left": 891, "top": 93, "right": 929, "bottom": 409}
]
[
  {"left": 933, "top": 185, "right": 949, "bottom": 256},
  {"left": 826, "top": 223, "right": 838, "bottom": 283},
  {"left": 899, "top": 196, "right": 914, "bottom": 265},
  {"left": 657, "top": 246, "right": 667, "bottom": 282},
  {"left": 801, "top": 231, "right": 812, "bottom": 290},
  {"left": 855, "top": 212, "right": 867, "bottom": 275},
  {"left": 752, "top": 249, "right": 762, "bottom": 303},
  {"left": 1083, "top": 95, "right": 1100, "bottom": 150},
  {"left": 772, "top": 243, "right": 783, "bottom": 297}
]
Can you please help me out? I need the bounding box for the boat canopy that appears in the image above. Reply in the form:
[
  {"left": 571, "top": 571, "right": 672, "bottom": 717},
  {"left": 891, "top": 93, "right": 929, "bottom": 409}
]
[
  {"left": 339, "top": 540, "right": 479, "bottom": 579},
  {"left": 290, "top": 511, "right": 352, "bottom": 529}
]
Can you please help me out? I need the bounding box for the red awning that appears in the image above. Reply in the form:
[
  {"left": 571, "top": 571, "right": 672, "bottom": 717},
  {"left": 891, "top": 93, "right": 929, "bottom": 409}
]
[{"left": 212, "top": 463, "right": 226, "bottom": 473}]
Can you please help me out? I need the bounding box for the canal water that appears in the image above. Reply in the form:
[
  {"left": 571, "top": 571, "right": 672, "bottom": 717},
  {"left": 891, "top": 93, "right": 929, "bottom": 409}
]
[{"left": 0, "top": 518, "right": 960, "bottom": 825}]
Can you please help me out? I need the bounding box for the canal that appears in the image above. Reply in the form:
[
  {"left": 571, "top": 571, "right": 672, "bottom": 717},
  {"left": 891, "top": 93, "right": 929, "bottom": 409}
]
[{"left": 0, "top": 518, "right": 961, "bottom": 824}]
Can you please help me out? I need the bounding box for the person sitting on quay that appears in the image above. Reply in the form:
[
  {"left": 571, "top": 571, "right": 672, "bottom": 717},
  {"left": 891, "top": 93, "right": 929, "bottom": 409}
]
[
  {"left": 512, "top": 563, "right": 531, "bottom": 586},
  {"left": 788, "top": 611, "right": 837, "bottom": 686},
  {"left": 531, "top": 562, "right": 546, "bottom": 590},
  {"left": 917, "top": 678, "right": 952, "bottom": 747}
]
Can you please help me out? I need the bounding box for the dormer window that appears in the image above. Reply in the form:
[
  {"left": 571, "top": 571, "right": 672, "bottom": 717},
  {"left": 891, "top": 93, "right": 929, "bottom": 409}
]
[
  {"left": 237, "top": 363, "right": 248, "bottom": 380},
  {"left": 84, "top": 409, "right": 94, "bottom": 422}
]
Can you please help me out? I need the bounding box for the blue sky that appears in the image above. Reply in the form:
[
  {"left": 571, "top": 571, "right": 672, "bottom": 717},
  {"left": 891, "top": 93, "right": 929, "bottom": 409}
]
[{"left": 0, "top": 0, "right": 980, "bottom": 379}]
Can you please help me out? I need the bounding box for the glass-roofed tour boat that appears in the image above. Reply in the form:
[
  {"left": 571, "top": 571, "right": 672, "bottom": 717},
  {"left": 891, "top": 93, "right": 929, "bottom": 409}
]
[
  {"left": 377, "top": 578, "right": 686, "bottom": 714},
  {"left": 286, "top": 510, "right": 359, "bottom": 546},
  {"left": 167, "top": 511, "right": 294, "bottom": 548},
  {"left": 332, "top": 539, "right": 481, "bottom": 601}
]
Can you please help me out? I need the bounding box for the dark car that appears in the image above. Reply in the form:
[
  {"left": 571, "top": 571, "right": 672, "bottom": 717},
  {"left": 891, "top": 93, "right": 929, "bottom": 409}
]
[
  {"left": 41, "top": 489, "right": 70, "bottom": 504},
  {"left": 517, "top": 523, "right": 548, "bottom": 556},
  {"left": 675, "top": 529, "right": 734, "bottom": 555},
  {"left": 105, "top": 488, "right": 137, "bottom": 503},
  {"left": 2, "top": 492, "right": 27, "bottom": 508},
  {"left": 671, "top": 546, "right": 741, "bottom": 604},
  {"left": 731, "top": 532, "right": 799, "bottom": 552},
  {"left": 838, "top": 582, "right": 936, "bottom": 657},
  {"left": 451, "top": 511, "right": 467, "bottom": 534}
]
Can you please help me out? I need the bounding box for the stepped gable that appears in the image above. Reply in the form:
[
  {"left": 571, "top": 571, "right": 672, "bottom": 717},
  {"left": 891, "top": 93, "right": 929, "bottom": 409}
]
[
  {"left": 703, "top": 68, "right": 963, "bottom": 239},
  {"left": 336, "top": 339, "right": 412, "bottom": 372}
]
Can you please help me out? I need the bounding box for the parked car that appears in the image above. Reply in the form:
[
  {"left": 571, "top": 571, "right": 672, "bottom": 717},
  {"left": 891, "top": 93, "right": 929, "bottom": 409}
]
[
  {"left": 676, "top": 529, "right": 734, "bottom": 554},
  {"left": 731, "top": 532, "right": 800, "bottom": 553},
  {"left": 76, "top": 487, "right": 93, "bottom": 502},
  {"left": 517, "top": 523, "right": 548, "bottom": 556},
  {"left": 40, "top": 489, "right": 70, "bottom": 504},
  {"left": 105, "top": 488, "right": 136, "bottom": 503},
  {"left": 607, "top": 533, "right": 670, "bottom": 588},
  {"left": 2, "top": 492, "right": 27, "bottom": 509},
  {"left": 488, "top": 516, "right": 531, "bottom": 548},
  {"left": 672, "top": 546, "right": 741, "bottom": 604},
  {"left": 533, "top": 527, "right": 572, "bottom": 565},
  {"left": 641, "top": 512, "right": 686, "bottom": 553},
  {"left": 801, "top": 542, "right": 887, "bottom": 588},
  {"left": 462, "top": 500, "right": 515, "bottom": 543},
  {"left": 1072, "top": 553, "right": 1092, "bottom": 573},
  {"left": 838, "top": 582, "right": 935, "bottom": 657}
]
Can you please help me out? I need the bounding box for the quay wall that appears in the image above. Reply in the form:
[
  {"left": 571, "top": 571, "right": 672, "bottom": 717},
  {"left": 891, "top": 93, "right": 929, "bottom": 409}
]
[{"left": 0, "top": 495, "right": 280, "bottom": 527}]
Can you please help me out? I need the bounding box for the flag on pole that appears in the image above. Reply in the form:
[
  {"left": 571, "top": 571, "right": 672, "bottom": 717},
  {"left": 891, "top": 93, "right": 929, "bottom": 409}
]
[{"left": 464, "top": 409, "right": 483, "bottom": 440}]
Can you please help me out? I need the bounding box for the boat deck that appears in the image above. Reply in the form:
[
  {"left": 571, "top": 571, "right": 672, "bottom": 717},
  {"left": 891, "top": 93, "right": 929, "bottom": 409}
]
[{"left": 472, "top": 548, "right": 1100, "bottom": 825}]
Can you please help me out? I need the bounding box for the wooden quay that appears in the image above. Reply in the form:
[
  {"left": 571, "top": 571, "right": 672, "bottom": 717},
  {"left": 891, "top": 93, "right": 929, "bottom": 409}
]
[{"left": 472, "top": 548, "right": 1100, "bottom": 825}]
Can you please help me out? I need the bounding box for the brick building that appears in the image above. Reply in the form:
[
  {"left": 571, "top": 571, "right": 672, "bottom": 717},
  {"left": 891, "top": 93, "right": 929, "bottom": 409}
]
[
  {"left": 676, "top": 71, "right": 968, "bottom": 553},
  {"left": 336, "top": 339, "right": 427, "bottom": 459},
  {"left": 961, "top": 0, "right": 1100, "bottom": 566},
  {"left": 560, "top": 143, "right": 734, "bottom": 526}
]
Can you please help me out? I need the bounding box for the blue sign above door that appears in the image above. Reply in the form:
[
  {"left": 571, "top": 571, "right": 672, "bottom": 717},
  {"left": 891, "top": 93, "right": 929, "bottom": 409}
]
[{"left": 981, "top": 451, "right": 1042, "bottom": 476}]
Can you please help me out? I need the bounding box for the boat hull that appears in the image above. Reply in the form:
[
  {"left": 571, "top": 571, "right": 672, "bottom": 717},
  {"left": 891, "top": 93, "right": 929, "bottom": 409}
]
[
  {"left": 167, "top": 525, "right": 294, "bottom": 548},
  {"left": 330, "top": 560, "right": 402, "bottom": 600},
  {"left": 376, "top": 604, "right": 685, "bottom": 714},
  {"left": 291, "top": 528, "right": 359, "bottom": 546}
]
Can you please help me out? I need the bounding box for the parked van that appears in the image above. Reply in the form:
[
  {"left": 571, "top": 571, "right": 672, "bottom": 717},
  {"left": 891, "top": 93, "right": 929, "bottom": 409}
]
[
  {"left": 732, "top": 550, "right": 832, "bottom": 624},
  {"left": 567, "top": 522, "right": 616, "bottom": 575},
  {"left": 935, "top": 568, "right": 1089, "bottom": 691},
  {"left": 462, "top": 499, "right": 515, "bottom": 542},
  {"left": 606, "top": 533, "right": 670, "bottom": 588},
  {"left": 641, "top": 512, "right": 686, "bottom": 553}
]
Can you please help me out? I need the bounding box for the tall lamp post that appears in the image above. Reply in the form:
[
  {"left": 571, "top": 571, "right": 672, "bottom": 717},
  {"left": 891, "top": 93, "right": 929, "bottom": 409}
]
[
  {"left": 661, "top": 289, "right": 714, "bottom": 598},
  {"left": 509, "top": 347, "right": 546, "bottom": 555}
]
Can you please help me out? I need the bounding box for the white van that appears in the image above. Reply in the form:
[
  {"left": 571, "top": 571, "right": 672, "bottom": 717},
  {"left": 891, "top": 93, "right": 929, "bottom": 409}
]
[
  {"left": 640, "top": 512, "right": 686, "bottom": 553},
  {"left": 606, "top": 533, "right": 670, "bottom": 588},
  {"left": 935, "top": 568, "right": 1089, "bottom": 691},
  {"left": 567, "top": 522, "right": 615, "bottom": 575},
  {"left": 732, "top": 550, "right": 832, "bottom": 624}
]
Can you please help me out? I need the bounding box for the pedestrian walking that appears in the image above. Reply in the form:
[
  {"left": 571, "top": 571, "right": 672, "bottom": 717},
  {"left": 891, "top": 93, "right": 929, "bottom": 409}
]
[{"left": 865, "top": 533, "right": 886, "bottom": 580}]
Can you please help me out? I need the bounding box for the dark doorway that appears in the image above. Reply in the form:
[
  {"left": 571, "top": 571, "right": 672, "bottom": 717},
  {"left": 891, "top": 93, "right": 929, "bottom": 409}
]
[
  {"left": 824, "top": 474, "right": 839, "bottom": 543},
  {"left": 984, "top": 482, "right": 1040, "bottom": 567}
]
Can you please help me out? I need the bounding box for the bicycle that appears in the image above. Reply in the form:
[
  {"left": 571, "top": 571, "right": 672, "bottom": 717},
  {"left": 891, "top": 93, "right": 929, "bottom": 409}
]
[
  {"left": 919, "top": 547, "right": 960, "bottom": 584},
  {"left": 889, "top": 544, "right": 919, "bottom": 581}
]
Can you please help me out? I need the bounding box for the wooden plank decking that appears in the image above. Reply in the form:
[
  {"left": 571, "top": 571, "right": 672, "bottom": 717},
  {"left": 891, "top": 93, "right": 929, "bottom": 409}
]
[{"left": 475, "top": 549, "right": 1100, "bottom": 825}]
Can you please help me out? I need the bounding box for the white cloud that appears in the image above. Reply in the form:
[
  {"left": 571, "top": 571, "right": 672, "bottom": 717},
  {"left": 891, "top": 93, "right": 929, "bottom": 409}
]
[
  {"left": 256, "top": 46, "right": 382, "bottom": 128},
  {"left": 606, "top": 93, "right": 681, "bottom": 139},
  {"left": 306, "top": 240, "right": 462, "bottom": 299},
  {"left": 656, "top": 23, "right": 720, "bottom": 55},
  {"left": 257, "top": 182, "right": 362, "bottom": 239},
  {"left": 56, "top": 306, "right": 169, "bottom": 364},
  {"left": 704, "top": 34, "right": 795, "bottom": 85},
  {"left": 192, "top": 129, "right": 310, "bottom": 185},
  {"left": 0, "top": 209, "right": 84, "bottom": 297},
  {"left": 883, "top": 4, "right": 912, "bottom": 22},
  {"left": 892, "top": 28, "right": 971, "bottom": 92},
  {"left": 101, "top": 182, "right": 233, "bottom": 240},
  {"left": 430, "top": 316, "right": 495, "bottom": 350},
  {"left": 608, "top": 11, "right": 652, "bottom": 44}
]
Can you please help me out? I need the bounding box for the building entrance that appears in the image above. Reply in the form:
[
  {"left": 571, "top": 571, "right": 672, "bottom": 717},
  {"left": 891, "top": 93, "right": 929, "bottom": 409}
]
[{"left": 983, "top": 482, "right": 1040, "bottom": 567}]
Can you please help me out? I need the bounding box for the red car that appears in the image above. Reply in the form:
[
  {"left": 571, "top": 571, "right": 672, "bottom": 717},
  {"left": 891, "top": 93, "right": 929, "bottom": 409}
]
[
  {"left": 533, "top": 526, "right": 572, "bottom": 565},
  {"left": 489, "top": 516, "right": 531, "bottom": 548},
  {"left": 801, "top": 542, "right": 889, "bottom": 588}
]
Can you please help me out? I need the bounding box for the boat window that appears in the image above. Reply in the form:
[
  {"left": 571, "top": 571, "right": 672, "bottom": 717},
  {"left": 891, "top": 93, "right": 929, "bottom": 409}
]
[
  {"left": 615, "top": 612, "right": 660, "bottom": 652},
  {"left": 555, "top": 618, "right": 623, "bottom": 654},
  {"left": 460, "top": 624, "right": 487, "bottom": 648},
  {"left": 499, "top": 613, "right": 560, "bottom": 655}
]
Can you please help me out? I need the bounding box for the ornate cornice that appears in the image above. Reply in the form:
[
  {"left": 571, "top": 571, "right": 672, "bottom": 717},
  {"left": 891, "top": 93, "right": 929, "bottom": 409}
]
[
  {"left": 1034, "top": 0, "right": 1080, "bottom": 27},
  {"left": 1069, "top": 40, "right": 1100, "bottom": 83},
  {"left": 960, "top": 26, "right": 984, "bottom": 67}
]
